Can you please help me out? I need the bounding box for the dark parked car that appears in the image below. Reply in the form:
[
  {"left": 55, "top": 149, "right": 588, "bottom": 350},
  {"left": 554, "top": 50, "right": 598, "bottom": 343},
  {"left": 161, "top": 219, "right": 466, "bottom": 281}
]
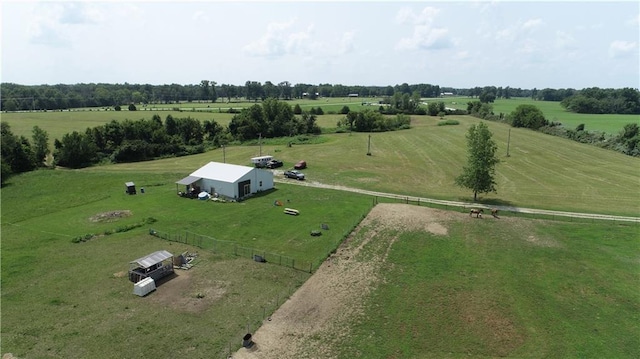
[
  {"left": 284, "top": 170, "right": 305, "bottom": 180},
  {"left": 294, "top": 160, "right": 307, "bottom": 170},
  {"left": 265, "top": 159, "right": 283, "bottom": 169}
]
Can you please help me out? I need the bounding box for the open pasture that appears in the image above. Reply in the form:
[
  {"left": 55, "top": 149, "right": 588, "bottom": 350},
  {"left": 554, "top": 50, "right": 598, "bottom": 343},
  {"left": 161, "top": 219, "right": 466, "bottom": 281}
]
[
  {"left": 2, "top": 169, "right": 638, "bottom": 358},
  {"left": 0, "top": 170, "right": 372, "bottom": 358},
  {"left": 85, "top": 115, "right": 640, "bottom": 217},
  {"left": 231, "top": 204, "right": 639, "bottom": 358},
  {"left": 441, "top": 97, "right": 638, "bottom": 134},
  {"left": 3, "top": 97, "right": 635, "bottom": 147},
  {"left": 334, "top": 206, "right": 640, "bottom": 358},
  {"left": 0, "top": 109, "right": 231, "bottom": 143}
]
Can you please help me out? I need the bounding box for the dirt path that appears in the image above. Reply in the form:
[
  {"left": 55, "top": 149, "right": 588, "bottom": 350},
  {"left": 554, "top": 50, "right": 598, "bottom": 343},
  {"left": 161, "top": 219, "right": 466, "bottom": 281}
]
[
  {"left": 232, "top": 203, "right": 455, "bottom": 359},
  {"left": 272, "top": 176, "right": 640, "bottom": 223}
]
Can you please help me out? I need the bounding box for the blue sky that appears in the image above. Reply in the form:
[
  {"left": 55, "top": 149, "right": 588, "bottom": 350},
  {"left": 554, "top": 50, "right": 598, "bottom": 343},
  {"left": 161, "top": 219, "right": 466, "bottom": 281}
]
[{"left": 2, "top": 1, "right": 639, "bottom": 89}]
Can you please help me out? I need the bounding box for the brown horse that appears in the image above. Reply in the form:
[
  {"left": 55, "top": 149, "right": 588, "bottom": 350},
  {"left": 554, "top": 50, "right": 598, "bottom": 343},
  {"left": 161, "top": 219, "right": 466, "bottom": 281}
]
[
  {"left": 491, "top": 209, "right": 499, "bottom": 218},
  {"left": 470, "top": 208, "right": 484, "bottom": 218}
]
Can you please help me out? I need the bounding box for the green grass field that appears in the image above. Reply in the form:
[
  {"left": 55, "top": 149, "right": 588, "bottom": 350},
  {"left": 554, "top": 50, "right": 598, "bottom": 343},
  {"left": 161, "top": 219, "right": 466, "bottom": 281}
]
[
  {"left": 331, "top": 219, "right": 639, "bottom": 358},
  {"left": 80, "top": 114, "right": 640, "bottom": 217},
  {"left": 441, "top": 97, "right": 639, "bottom": 134},
  {"left": 4, "top": 97, "right": 636, "bottom": 144},
  {"left": 2, "top": 167, "right": 638, "bottom": 358},
  {"left": 1, "top": 99, "right": 639, "bottom": 358},
  {"left": 0, "top": 170, "right": 373, "bottom": 358}
]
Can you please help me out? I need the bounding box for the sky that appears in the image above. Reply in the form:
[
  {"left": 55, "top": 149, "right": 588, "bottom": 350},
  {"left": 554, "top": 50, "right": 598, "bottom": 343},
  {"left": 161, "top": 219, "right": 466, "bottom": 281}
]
[{"left": 1, "top": 0, "right": 639, "bottom": 89}]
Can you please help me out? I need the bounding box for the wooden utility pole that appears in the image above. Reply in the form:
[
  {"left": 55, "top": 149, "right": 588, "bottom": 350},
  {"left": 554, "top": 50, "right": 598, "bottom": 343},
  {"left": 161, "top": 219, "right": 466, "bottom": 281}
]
[
  {"left": 259, "top": 133, "right": 262, "bottom": 156},
  {"left": 366, "top": 134, "right": 372, "bottom": 156},
  {"left": 506, "top": 128, "right": 511, "bottom": 157},
  {"left": 222, "top": 144, "right": 226, "bottom": 163}
]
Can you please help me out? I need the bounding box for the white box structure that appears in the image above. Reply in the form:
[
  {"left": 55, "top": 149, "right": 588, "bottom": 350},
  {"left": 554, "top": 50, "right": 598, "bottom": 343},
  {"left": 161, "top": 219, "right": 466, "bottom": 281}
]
[{"left": 133, "top": 277, "right": 156, "bottom": 297}]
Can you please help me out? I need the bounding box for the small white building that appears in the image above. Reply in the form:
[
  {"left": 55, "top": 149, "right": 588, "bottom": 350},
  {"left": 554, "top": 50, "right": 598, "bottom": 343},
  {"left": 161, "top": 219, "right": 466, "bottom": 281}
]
[{"left": 176, "top": 161, "right": 274, "bottom": 200}]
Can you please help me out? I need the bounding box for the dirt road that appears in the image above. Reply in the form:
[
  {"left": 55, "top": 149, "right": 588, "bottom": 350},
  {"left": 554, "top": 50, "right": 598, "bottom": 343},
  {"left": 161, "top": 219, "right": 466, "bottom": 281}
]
[{"left": 273, "top": 175, "right": 640, "bottom": 223}]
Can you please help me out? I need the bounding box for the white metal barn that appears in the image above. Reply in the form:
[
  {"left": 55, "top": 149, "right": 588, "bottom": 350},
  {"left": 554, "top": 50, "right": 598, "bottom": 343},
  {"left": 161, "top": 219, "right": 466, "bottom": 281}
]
[{"left": 176, "top": 161, "right": 274, "bottom": 200}]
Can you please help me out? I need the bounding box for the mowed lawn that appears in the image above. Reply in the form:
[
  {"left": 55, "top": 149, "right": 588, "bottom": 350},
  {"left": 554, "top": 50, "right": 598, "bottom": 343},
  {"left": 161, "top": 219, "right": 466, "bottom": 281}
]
[
  {"left": 84, "top": 115, "right": 640, "bottom": 217},
  {"left": 0, "top": 170, "right": 373, "bottom": 358}
]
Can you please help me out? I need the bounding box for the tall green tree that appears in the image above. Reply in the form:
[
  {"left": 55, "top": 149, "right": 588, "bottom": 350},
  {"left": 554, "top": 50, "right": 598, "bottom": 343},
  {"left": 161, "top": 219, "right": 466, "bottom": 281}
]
[
  {"left": 508, "top": 104, "right": 548, "bottom": 129},
  {"left": 31, "top": 125, "right": 50, "bottom": 166},
  {"left": 1, "top": 122, "right": 37, "bottom": 174},
  {"left": 455, "top": 122, "right": 500, "bottom": 201},
  {"left": 53, "top": 131, "right": 98, "bottom": 168},
  {"left": 210, "top": 81, "right": 218, "bottom": 103}
]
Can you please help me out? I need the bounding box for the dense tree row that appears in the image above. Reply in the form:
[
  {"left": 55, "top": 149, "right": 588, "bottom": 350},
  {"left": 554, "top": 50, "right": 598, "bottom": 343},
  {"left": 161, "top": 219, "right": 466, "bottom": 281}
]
[
  {"left": 0, "top": 82, "right": 443, "bottom": 111},
  {"left": 337, "top": 110, "right": 411, "bottom": 132},
  {"left": 53, "top": 114, "right": 223, "bottom": 168},
  {"left": 49, "top": 98, "right": 327, "bottom": 168},
  {"left": 560, "top": 87, "right": 640, "bottom": 114},
  {"left": 1, "top": 123, "right": 49, "bottom": 184},
  {"left": 227, "top": 98, "right": 321, "bottom": 140}
]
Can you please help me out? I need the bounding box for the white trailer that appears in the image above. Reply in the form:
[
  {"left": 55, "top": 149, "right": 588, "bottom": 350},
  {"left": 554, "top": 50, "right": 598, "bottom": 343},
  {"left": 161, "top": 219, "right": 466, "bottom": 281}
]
[{"left": 251, "top": 155, "right": 273, "bottom": 168}]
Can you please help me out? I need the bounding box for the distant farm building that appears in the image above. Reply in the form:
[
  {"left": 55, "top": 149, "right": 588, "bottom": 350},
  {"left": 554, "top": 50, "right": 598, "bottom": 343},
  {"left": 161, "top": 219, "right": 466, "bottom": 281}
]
[
  {"left": 348, "top": 93, "right": 359, "bottom": 97},
  {"left": 440, "top": 92, "right": 454, "bottom": 97},
  {"left": 176, "top": 161, "right": 274, "bottom": 200}
]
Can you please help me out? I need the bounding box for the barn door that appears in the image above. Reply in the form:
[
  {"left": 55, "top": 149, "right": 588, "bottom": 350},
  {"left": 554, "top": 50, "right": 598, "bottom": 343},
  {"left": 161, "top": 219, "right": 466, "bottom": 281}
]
[{"left": 238, "top": 180, "right": 251, "bottom": 197}]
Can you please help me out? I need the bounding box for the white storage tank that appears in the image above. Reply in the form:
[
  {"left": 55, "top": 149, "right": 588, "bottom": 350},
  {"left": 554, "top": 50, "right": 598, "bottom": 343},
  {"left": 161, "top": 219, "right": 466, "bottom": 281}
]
[{"left": 133, "top": 277, "right": 156, "bottom": 297}]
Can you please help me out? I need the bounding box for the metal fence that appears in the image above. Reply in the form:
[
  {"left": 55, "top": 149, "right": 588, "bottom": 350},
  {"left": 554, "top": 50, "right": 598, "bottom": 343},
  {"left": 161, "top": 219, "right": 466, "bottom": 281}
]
[{"left": 149, "top": 229, "right": 317, "bottom": 273}]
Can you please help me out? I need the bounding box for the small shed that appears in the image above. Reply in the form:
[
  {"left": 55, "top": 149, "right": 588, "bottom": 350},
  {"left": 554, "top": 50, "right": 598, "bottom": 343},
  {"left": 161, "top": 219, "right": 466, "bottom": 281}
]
[
  {"left": 133, "top": 277, "right": 156, "bottom": 297},
  {"left": 128, "top": 250, "right": 174, "bottom": 283},
  {"left": 125, "top": 182, "right": 136, "bottom": 195}
]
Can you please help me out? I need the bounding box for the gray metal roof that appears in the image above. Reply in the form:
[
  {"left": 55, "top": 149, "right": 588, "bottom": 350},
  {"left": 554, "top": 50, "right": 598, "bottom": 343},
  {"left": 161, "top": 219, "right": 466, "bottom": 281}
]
[
  {"left": 176, "top": 175, "right": 201, "bottom": 185},
  {"left": 131, "top": 250, "right": 173, "bottom": 269},
  {"left": 189, "top": 162, "right": 254, "bottom": 183}
]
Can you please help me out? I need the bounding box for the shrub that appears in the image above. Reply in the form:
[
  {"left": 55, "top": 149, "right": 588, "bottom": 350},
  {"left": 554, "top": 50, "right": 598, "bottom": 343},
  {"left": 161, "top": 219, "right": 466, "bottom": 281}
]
[{"left": 437, "top": 119, "right": 460, "bottom": 126}]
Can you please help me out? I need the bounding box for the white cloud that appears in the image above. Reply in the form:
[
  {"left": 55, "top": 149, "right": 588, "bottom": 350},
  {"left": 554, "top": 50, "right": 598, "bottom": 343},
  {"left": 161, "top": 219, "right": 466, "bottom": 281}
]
[
  {"left": 609, "top": 40, "right": 638, "bottom": 58},
  {"left": 396, "top": 6, "right": 440, "bottom": 25},
  {"left": 555, "top": 30, "right": 577, "bottom": 50},
  {"left": 243, "top": 19, "right": 318, "bottom": 58},
  {"left": 192, "top": 10, "right": 209, "bottom": 23},
  {"left": 522, "top": 18, "right": 543, "bottom": 31},
  {"left": 396, "top": 6, "right": 452, "bottom": 51},
  {"left": 26, "top": 3, "right": 104, "bottom": 47},
  {"left": 27, "top": 5, "right": 69, "bottom": 47},
  {"left": 453, "top": 50, "right": 470, "bottom": 60},
  {"left": 517, "top": 39, "right": 539, "bottom": 55},
  {"left": 495, "top": 28, "right": 514, "bottom": 41},
  {"left": 339, "top": 31, "right": 356, "bottom": 55}
]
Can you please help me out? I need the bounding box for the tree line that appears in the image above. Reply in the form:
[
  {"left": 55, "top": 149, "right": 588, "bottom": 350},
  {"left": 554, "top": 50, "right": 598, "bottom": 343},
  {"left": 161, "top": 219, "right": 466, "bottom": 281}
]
[
  {"left": 0, "top": 81, "right": 443, "bottom": 111},
  {"left": 1, "top": 98, "right": 414, "bottom": 182}
]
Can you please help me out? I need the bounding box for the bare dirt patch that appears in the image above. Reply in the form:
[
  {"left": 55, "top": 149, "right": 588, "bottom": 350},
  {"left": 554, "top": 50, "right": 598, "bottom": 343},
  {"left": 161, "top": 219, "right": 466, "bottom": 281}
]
[
  {"left": 232, "top": 203, "right": 454, "bottom": 359},
  {"left": 89, "top": 210, "right": 132, "bottom": 223},
  {"left": 147, "top": 270, "right": 228, "bottom": 314}
]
